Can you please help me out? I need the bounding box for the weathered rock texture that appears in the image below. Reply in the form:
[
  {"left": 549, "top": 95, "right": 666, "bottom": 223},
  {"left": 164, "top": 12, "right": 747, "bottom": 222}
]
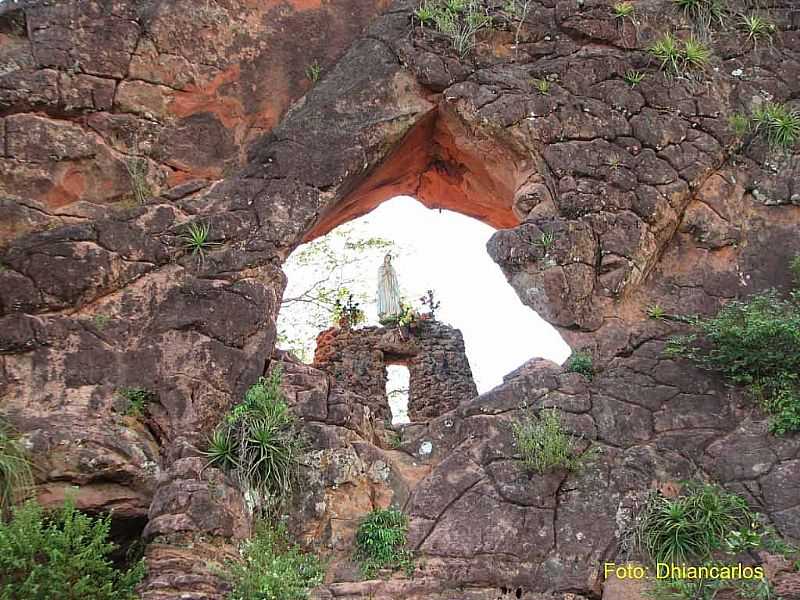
[
  {"left": 314, "top": 320, "right": 478, "bottom": 422},
  {"left": 1, "top": 0, "right": 799, "bottom": 597}
]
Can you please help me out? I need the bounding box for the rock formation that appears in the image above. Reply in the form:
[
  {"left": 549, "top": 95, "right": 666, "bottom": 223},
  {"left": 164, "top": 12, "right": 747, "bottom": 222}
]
[{"left": 0, "top": 0, "right": 798, "bottom": 598}]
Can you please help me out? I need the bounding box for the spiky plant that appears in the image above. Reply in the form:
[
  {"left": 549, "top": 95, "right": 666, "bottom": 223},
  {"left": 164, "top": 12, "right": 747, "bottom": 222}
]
[
  {"left": 612, "top": 1, "right": 634, "bottom": 20},
  {"left": 0, "top": 420, "right": 33, "bottom": 513},
  {"left": 740, "top": 13, "right": 773, "bottom": 44},
  {"left": 752, "top": 102, "right": 800, "bottom": 150},
  {"left": 682, "top": 37, "right": 711, "bottom": 70},
  {"left": 728, "top": 112, "right": 751, "bottom": 139},
  {"left": 181, "top": 222, "right": 219, "bottom": 262},
  {"left": 672, "top": 0, "right": 727, "bottom": 33},
  {"left": 649, "top": 33, "right": 683, "bottom": 75},
  {"left": 511, "top": 408, "right": 588, "bottom": 474},
  {"left": 623, "top": 69, "right": 645, "bottom": 87}
]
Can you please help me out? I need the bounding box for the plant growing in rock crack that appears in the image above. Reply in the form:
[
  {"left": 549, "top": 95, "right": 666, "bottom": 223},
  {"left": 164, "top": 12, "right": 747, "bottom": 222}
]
[
  {"left": 204, "top": 367, "right": 303, "bottom": 513},
  {"left": 647, "top": 304, "right": 666, "bottom": 319},
  {"left": 0, "top": 419, "right": 33, "bottom": 513},
  {"left": 0, "top": 499, "right": 146, "bottom": 599},
  {"left": 221, "top": 521, "right": 324, "bottom": 600},
  {"left": 533, "top": 78, "right": 551, "bottom": 95},
  {"left": 418, "top": 0, "right": 492, "bottom": 57},
  {"left": 181, "top": 222, "right": 220, "bottom": 263},
  {"left": 566, "top": 350, "right": 593, "bottom": 379},
  {"left": 305, "top": 61, "right": 321, "bottom": 83},
  {"left": 502, "top": 0, "right": 532, "bottom": 46},
  {"left": 354, "top": 508, "right": 414, "bottom": 579},
  {"left": 649, "top": 34, "right": 710, "bottom": 76},
  {"left": 623, "top": 69, "right": 645, "bottom": 87},
  {"left": 535, "top": 231, "right": 555, "bottom": 253},
  {"left": 511, "top": 408, "right": 589, "bottom": 474},
  {"left": 740, "top": 14, "right": 774, "bottom": 44},
  {"left": 672, "top": 0, "right": 727, "bottom": 35},
  {"left": 125, "top": 157, "right": 152, "bottom": 205},
  {"left": 728, "top": 112, "right": 751, "bottom": 140},
  {"left": 751, "top": 102, "right": 800, "bottom": 150},
  {"left": 612, "top": 2, "right": 634, "bottom": 20},
  {"left": 92, "top": 314, "right": 111, "bottom": 330},
  {"left": 664, "top": 282, "right": 800, "bottom": 434},
  {"left": 118, "top": 387, "right": 156, "bottom": 418}
]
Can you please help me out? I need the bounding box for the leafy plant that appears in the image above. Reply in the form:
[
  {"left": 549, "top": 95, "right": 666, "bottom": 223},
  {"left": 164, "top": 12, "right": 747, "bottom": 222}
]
[
  {"left": 647, "top": 304, "right": 666, "bottom": 319},
  {"left": 751, "top": 102, "right": 800, "bottom": 150},
  {"left": 305, "top": 61, "right": 321, "bottom": 83},
  {"left": 511, "top": 408, "right": 588, "bottom": 474},
  {"left": 0, "top": 420, "right": 33, "bottom": 513},
  {"left": 665, "top": 289, "right": 800, "bottom": 434},
  {"left": 421, "top": 0, "right": 492, "bottom": 56},
  {"left": 414, "top": 1, "right": 436, "bottom": 24},
  {"left": 204, "top": 368, "right": 303, "bottom": 511},
  {"left": 0, "top": 499, "right": 145, "bottom": 599},
  {"left": 533, "top": 78, "right": 550, "bottom": 95},
  {"left": 124, "top": 157, "right": 152, "bottom": 205},
  {"left": 354, "top": 508, "right": 414, "bottom": 579},
  {"left": 222, "top": 521, "right": 324, "bottom": 600},
  {"left": 332, "top": 293, "right": 365, "bottom": 328},
  {"left": 729, "top": 112, "right": 751, "bottom": 139},
  {"left": 613, "top": 2, "right": 634, "bottom": 20},
  {"left": 672, "top": 0, "right": 727, "bottom": 33},
  {"left": 118, "top": 387, "right": 155, "bottom": 418},
  {"left": 634, "top": 483, "right": 756, "bottom": 565},
  {"left": 567, "top": 350, "right": 594, "bottom": 379},
  {"left": 623, "top": 69, "right": 645, "bottom": 87},
  {"left": 397, "top": 302, "right": 420, "bottom": 328},
  {"left": 536, "top": 230, "right": 555, "bottom": 252},
  {"left": 181, "top": 222, "right": 219, "bottom": 262},
  {"left": 740, "top": 14, "right": 773, "bottom": 44},
  {"left": 649, "top": 34, "right": 710, "bottom": 76}
]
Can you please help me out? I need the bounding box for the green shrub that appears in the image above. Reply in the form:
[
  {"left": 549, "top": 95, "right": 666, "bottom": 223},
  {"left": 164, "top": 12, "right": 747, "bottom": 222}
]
[
  {"left": 566, "top": 350, "right": 594, "bottom": 379},
  {"left": 0, "top": 421, "right": 33, "bottom": 512},
  {"left": 511, "top": 408, "right": 587, "bottom": 474},
  {"left": 751, "top": 102, "right": 800, "bottom": 150},
  {"left": 634, "top": 483, "right": 755, "bottom": 565},
  {"left": 204, "top": 368, "right": 303, "bottom": 511},
  {"left": 354, "top": 508, "right": 414, "bottom": 579},
  {"left": 0, "top": 500, "right": 145, "bottom": 599},
  {"left": 223, "top": 521, "right": 324, "bottom": 600},
  {"left": 665, "top": 289, "right": 800, "bottom": 434},
  {"left": 118, "top": 387, "right": 155, "bottom": 418}
]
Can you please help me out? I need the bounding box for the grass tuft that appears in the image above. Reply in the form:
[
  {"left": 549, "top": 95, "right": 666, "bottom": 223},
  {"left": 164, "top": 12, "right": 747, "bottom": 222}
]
[
  {"left": 511, "top": 408, "right": 590, "bottom": 474},
  {"left": 354, "top": 508, "right": 414, "bottom": 579},
  {"left": 612, "top": 2, "right": 635, "bottom": 20},
  {"left": 751, "top": 102, "right": 800, "bottom": 150},
  {"left": 740, "top": 13, "right": 774, "bottom": 44},
  {"left": 0, "top": 420, "right": 33, "bottom": 513},
  {"left": 623, "top": 69, "right": 645, "bottom": 87}
]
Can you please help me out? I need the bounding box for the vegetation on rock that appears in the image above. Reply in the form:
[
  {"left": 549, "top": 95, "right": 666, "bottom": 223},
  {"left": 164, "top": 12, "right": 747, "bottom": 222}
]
[
  {"left": 205, "top": 368, "right": 303, "bottom": 511},
  {"left": 566, "top": 350, "right": 594, "bottom": 379},
  {"left": 223, "top": 521, "right": 324, "bottom": 600},
  {"left": 511, "top": 408, "right": 588, "bottom": 474},
  {"left": 414, "top": 0, "right": 492, "bottom": 56},
  {"left": 633, "top": 483, "right": 797, "bottom": 600},
  {"left": 0, "top": 421, "right": 33, "bottom": 513},
  {"left": 118, "top": 387, "right": 156, "bottom": 418},
  {"left": 666, "top": 287, "right": 800, "bottom": 435},
  {"left": 0, "top": 500, "right": 146, "bottom": 599},
  {"left": 354, "top": 508, "right": 414, "bottom": 579}
]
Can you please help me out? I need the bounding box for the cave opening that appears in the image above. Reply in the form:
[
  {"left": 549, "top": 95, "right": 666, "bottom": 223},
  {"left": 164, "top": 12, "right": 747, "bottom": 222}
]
[{"left": 277, "top": 195, "right": 570, "bottom": 401}]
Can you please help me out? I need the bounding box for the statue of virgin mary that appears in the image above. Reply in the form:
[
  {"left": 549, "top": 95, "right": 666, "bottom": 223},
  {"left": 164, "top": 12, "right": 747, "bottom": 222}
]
[{"left": 377, "top": 253, "right": 402, "bottom": 324}]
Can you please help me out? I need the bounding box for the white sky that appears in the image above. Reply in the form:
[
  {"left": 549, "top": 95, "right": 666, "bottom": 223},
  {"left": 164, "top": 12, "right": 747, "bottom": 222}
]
[{"left": 283, "top": 196, "right": 570, "bottom": 394}]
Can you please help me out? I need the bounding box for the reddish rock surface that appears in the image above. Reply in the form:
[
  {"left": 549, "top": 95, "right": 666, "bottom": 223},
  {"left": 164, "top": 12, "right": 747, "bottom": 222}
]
[{"left": 0, "top": 0, "right": 799, "bottom": 598}]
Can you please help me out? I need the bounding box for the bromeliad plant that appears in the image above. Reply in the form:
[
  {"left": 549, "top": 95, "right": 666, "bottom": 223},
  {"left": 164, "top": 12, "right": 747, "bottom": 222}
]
[
  {"left": 181, "top": 222, "right": 221, "bottom": 263},
  {"left": 204, "top": 368, "right": 303, "bottom": 512}
]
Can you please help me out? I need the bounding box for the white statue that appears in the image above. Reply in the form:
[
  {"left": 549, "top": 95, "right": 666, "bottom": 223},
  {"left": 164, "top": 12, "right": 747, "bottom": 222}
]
[{"left": 377, "top": 253, "right": 402, "bottom": 324}]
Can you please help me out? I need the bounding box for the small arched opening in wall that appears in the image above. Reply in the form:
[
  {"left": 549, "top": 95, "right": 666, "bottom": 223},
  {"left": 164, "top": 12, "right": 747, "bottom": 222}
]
[{"left": 385, "top": 363, "right": 410, "bottom": 425}]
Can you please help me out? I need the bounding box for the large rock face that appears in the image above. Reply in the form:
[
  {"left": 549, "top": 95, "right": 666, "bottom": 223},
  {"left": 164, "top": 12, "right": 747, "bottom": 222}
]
[{"left": 0, "top": 0, "right": 799, "bottom": 598}]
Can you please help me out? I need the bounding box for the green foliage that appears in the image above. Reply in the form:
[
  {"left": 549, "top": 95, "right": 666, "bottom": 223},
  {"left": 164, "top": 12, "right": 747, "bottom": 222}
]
[
  {"left": 124, "top": 157, "right": 152, "bottom": 205},
  {"left": 92, "top": 314, "right": 111, "bottom": 330},
  {"left": 566, "top": 350, "right": 594, "bottom": 379},
  {"left": 181, "top": 222, "right": 219, "bottom": 262},
  {"left": 118, "top": 387, "right": 155, "bottom": 418},
  {"left": 397, "top": 302, "right": 420, "bottom": 328},
  {"left": 672, "top": 0, "right": 727, "bottom": 32},
  {"left": 613, "top": 2, "right": 634, "bottom": 19},
  {"left": 332, "top": 294, "right": 365, "bottom": 328},
  {"left": 305, "top": 61, "right": 321, "bottom": 83},
  {"left": 649, "top": 34, "right": 710, "bottom": 76},
  {"left": 751, "top": 102, "right": 800, "bottom": 150},
  {"left": 415, "top": 0, "right": 492, "bottom": 56},
  {"left": 0, "top": 500, "right": 145, "bottom": 599},
  {"left": 647, "top": 304, "right": 666, "bottom": 319},
  {"left": 205, "top": 368, "right": 303, "bottom": 511},
  {"left": 223, "top": 521, "right": 324, "bottom": 600},
  {"left": 536, "top": 230, "right": 555, "bottom": 252},
  {"left": 634, "top": 483, "right": 757, "bottom": 565},
  {"left": 792, "top": 256, "right": 800, "bottom": 287},
  {"left": 623, "top": 69, "right": 645, "bottom": 87},
  {"left": 0, "top": 421, "right": 33, "bottom": 513},
  {"left": 740, "top": 14, "right": 774, "bottom": 44},
  {"left": 511, "top": 408, "right": 588, "bottom": 474},
  {"left": 729, "top": 112, "right": 751, "bottom": 139},
  {"left": 533, "top": 78, "right": 550, "bottom": 95},
  {"left": 354, "top": 508, "right": 414, "bottom": 579},
  {"left": 666, "top": 289, "right": 800, "bottom": 434}
]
